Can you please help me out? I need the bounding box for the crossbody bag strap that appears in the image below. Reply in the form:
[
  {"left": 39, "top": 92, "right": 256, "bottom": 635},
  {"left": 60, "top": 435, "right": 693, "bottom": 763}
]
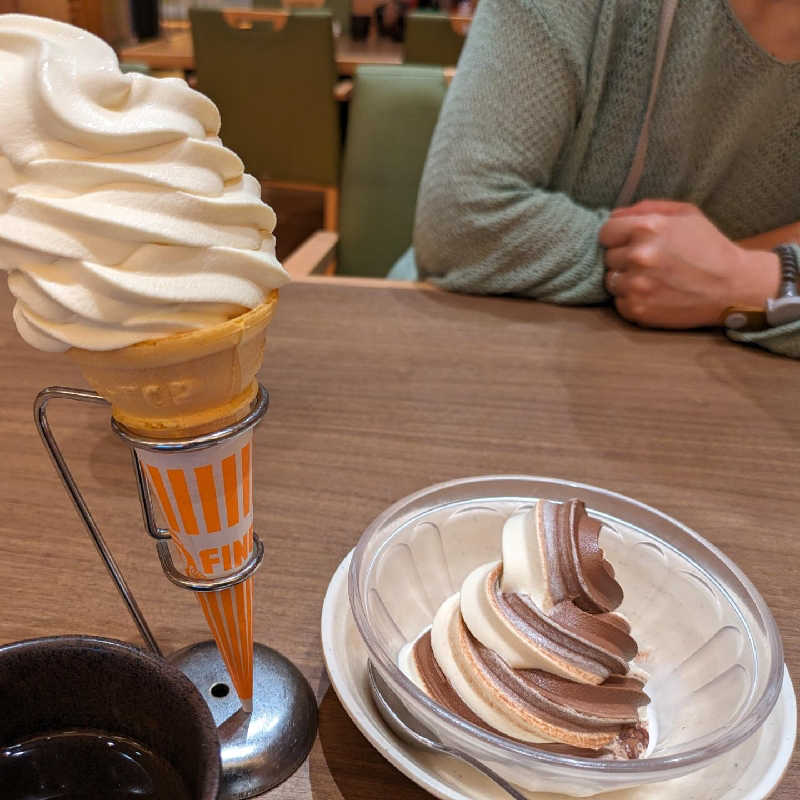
[{"left": 615, "top": 0, "right": 680, "bottom": 207}]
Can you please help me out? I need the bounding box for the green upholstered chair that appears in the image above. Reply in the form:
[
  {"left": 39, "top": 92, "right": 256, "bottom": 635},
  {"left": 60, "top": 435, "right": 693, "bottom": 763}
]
[
  {"left": 255, "top": 0, "right": 350, "bottom": 37},
  {"left": 404, "top": 11, "right": 468, "bottom": 67},
  {"left": 284, "top": 65, "right": 447, "bottom": 278},
  {"left": 252, "top": 0, "right": 285, "bottom": 9},
  {"left": 119, "top": 62, "right": 151, "bottom": 75},
  {"left": 190, "top": 7, "right": 341, "bottom": 230}
]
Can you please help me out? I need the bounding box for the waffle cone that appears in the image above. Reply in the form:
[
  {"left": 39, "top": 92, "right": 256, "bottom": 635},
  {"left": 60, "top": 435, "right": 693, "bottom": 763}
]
[{"left": 69, "top": 289, "right": 279, "bottom": 439}]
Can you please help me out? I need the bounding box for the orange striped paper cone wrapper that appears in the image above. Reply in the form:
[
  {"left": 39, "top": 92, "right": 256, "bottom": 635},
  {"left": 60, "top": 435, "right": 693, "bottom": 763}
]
[{"left": 135, "top": 431, "right": 256, "bottom": 711}]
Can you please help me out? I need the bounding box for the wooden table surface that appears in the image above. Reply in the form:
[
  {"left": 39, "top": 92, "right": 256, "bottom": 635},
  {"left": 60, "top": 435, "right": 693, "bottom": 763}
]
[
  {"left": 0, "top": 278, "right": 797, "bottom": 798},
  {"left": 118, "top": 28, "right": 403, "bottom": 75}
]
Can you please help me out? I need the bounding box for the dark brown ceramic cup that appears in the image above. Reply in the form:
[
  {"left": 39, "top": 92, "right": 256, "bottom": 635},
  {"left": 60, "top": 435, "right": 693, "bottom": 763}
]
[{"left": 0, "top": 635, "right": 220, "bottom": 799}]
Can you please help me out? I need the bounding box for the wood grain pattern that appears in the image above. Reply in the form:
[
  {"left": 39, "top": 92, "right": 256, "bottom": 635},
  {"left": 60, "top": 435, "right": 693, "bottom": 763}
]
[
  {"left": 118, "top": 29, "right": 403, "bottom": 75},
  {"left": 0, "top": 282, "right": 797, "bottom": 798}
]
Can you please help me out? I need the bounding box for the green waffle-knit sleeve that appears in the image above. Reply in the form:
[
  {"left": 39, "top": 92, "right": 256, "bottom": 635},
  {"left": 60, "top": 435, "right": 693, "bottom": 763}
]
[{"left": 413, "top": 0, "right": 610, "bottom": 304}]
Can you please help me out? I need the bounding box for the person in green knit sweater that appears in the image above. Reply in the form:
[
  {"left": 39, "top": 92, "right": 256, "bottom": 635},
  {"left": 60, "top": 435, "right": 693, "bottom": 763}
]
[{"left": 397, "top": 0, "right": 800, "bottom": 356}]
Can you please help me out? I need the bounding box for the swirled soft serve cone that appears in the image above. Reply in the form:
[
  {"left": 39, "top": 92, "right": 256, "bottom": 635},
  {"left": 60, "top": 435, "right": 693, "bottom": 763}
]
[{"left": 0, "top": 14, "right": 289, "bottom": 713}]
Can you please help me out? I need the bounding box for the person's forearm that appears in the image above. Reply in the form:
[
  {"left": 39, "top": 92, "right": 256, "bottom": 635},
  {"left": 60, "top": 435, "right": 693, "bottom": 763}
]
[
  {"left": 415, "top": 182, "right": 611, "bottom": 303},
  {"left": 738, "top": 221, "right": 800, "bottom": 251}
]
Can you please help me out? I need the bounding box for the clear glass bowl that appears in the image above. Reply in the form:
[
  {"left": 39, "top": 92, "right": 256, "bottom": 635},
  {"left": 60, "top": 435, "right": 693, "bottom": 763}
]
[{"left": 348, "top": 476, "right": 784, "bottom": 797}]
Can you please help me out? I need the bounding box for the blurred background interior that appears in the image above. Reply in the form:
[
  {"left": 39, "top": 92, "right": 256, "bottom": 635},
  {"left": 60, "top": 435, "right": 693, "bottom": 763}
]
[{"left": 0, "top": 0, "right": 477, "bottom": 276}]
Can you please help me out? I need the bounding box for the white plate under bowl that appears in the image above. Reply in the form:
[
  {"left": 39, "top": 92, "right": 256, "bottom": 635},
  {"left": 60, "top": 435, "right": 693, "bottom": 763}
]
[{"left": 321, "top": 551, "right": 796, "bottom": 800}]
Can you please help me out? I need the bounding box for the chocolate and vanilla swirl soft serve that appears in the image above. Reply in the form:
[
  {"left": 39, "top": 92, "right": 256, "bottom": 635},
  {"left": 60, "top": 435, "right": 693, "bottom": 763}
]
[{"left": 401, "top": 499, "right": 650, "bottom": 758}]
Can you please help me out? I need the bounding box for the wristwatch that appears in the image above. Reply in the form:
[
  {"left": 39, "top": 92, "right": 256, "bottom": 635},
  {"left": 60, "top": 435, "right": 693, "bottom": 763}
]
[{"left": 723, "top": 244, "right": 800, "bottom": 331}]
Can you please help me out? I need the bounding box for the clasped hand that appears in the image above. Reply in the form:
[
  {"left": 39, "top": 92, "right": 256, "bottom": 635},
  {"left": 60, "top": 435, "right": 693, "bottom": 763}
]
[{"left": 599, "top": 200, "right": 779, "bottom": 329}]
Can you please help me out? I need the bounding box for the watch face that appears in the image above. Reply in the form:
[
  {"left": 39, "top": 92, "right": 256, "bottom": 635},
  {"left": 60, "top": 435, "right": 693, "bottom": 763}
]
[{"left": 766, "top": 298, "right": 800, "bottom": 327}]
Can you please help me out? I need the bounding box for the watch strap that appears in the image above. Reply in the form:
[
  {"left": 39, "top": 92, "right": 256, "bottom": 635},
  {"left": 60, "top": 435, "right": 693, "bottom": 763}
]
[
  {"left": 774, "top": 244, "right": 800, "bottom": 298},
  {"left": 766, "top": 244, "right": 800, "bottom": 326}
]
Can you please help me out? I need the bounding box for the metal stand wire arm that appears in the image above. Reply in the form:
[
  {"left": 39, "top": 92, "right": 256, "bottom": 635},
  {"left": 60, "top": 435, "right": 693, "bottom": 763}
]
[
  {"left": 33, "top": 386, "right": 163, "bottom": 657},
  {"left": 33, "top": 384, "right": 271, "bottom": 649}
]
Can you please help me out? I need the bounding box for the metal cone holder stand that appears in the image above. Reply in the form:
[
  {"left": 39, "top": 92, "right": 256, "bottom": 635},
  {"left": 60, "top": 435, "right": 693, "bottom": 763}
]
[{"left": 34, "top": 383, "right": 318, "bottom": 800}]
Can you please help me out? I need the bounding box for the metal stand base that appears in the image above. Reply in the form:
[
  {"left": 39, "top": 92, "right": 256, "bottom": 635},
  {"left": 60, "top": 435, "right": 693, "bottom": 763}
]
[{"left": 171, "top": 641, "right": 318, "bottom": 800}]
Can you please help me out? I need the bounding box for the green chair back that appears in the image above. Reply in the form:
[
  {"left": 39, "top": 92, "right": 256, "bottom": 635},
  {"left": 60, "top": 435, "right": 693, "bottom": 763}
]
[
  {"left": 119, "top": 62, "right": 151, "bottom": 75},
  {"left": 252, "top": 0, "right": 349, "bottom": 35},
  {"left": 404, "top": 12, "right": 466, "bottom": 66},
  {"left": 337, "top": 65, "right": 447, "bottom": 277},
  {"left": 190, "top": 8, "right": 340, "bottom": 186},
  {"left": 252, "top": 0, "right": 285, "bottom": 9}
]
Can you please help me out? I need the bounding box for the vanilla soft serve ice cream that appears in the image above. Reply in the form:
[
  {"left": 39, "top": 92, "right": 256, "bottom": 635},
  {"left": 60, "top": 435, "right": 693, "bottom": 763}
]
[{"left": 0, "top": 14, "right": 288, "bottom": 352}]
